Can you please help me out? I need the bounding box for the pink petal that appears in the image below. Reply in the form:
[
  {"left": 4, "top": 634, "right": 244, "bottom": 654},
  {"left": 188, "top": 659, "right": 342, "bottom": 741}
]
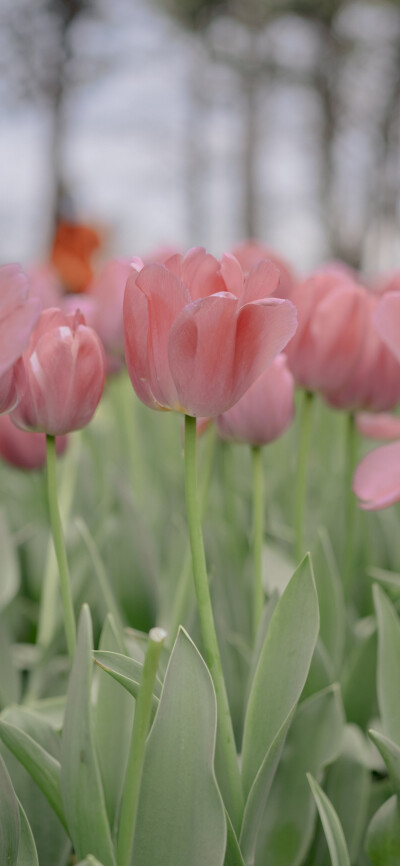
[
  {"left": 181, "top": 247, "right": 225, "bottom": 300},
  {"left": 123, "top": 272, "right": 164, "bottom": 409},
  {"left": 220, "top": 254, "right": 243, "bottom": 298},
  {"left": 311, "top": 284, "right": 368, "bottom": 391},
  {"left": 231, "top": 298, "right": 298, "bottom": 405},
  {"left": 374, "top": 292, "right": 400, "bottom": 364},
  {"left": 241, "top": 260, "right": 281, "bottom": 305},
  {"left": 353, "top": 442, "right": 400, "bottom": 510},
  {"left": 356, "top": 412, "right": 400, "bottom": 441},
  {"left": 134, "top": 264, "right": 190, "bottom": 409},
  {"left": 168, "top": 292, "right": 238, "bottom": 416}
]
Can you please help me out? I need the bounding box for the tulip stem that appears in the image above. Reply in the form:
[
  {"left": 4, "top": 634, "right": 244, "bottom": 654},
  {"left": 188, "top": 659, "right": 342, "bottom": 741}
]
[
  {"left": 294, "top": 390, "right": 313, "bottom": 563},
  {"left": 251, "top": 445, "right": 264, "bottom": 638},
  {"left": 117, "top": 627, "right": 166, "bottom": 866},
  {"left": 343, "top": 412, "right": 358, "bottom": 595},
  {"left": 184, "top": 415, "right": 243, "bottom": 831},
  {"left": 166, "top": 425, "right": 216, "bottom": 649},
  {"left": 45, "top": 435, "right": 76, "bottom": 659}
]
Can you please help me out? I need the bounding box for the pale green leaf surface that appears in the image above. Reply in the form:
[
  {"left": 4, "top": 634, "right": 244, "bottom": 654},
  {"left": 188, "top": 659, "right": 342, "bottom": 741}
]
[
  {"left": 0, "top": 753, "right": 20, "bottom": 866},
  {"left": 307, "top": 774, "right": 351, "bottom": 866},
  {"left": 0, "top": 512, "right": 20, "bottom": 611},
  {"left": 131, "top": 628, "right": 226, "bottom": 866},
  {"left": 241, "top": 554, "right": 319, "bottom": 798},
  {"left": 366, "top": 795, "right": 400, "bottom": 866},
  {"left": 369, "top": 730, "right": 400, "bottom": 800},
  {"left": 93, "top": 650, "right": 161, "bottom": 707},
  {"left": 254, "top": 685, "right": 344, "bottom": 866},
  {"left": 61, "top": 605, "right": 116, "bottom": 866},
  {"left": 17, "top": 800, "right": 38, "bottom": 866}
]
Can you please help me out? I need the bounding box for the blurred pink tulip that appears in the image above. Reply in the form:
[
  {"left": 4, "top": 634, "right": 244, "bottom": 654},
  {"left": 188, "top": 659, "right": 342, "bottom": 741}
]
[
  {"left": 230, "top": 241, "right": 295, "bottom": 299},
  {"left": 0, "top": 414, "right": 67, "bottom": 470},
  {"left": 12, "top": 308, "right": 106, "bottom": 435},
  {"left": 27, "top": 264, "right": 64, "bottom": 309},
  {"left": 374, "top": 291, "right": 400, "bottom": 364},
  {"left": 124, "top": 247, "right": 297, "bottom": 417},
  {"left": 216, "top": 354, "right": 294, "bottom": 446},
  {"left": 0, "top": 265, "right": 41, "bottom": 412},
  {"left": 356, "top": 412, "right": 400, "bottom": 440},
  {"left": 353, "top": 441, "right": 400, "bottom": 510}
]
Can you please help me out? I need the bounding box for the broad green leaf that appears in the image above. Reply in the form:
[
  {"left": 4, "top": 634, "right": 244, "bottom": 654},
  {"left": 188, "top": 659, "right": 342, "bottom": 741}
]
[
  {"left": 341, "top": 622, "right": 377, "bottom": 728},
  {"left": 369, "top": 568, "right": 400, "bottom": 600},
  {"left": 17, "top": 800, "right": 38, "bottom": 866},
  {"left": 369, "top": 730, "right": 400, "bottom": 800},
  {"left": 246, "top": 590, "right": 279, "bottom": 700},
  {"left": 0, "top": 512, "right": 20, "bottom": 611},
  {"left": 1, "top": 707, "right": 61, "bottom": 761},
  {"left": 240, "top": 707, "right": 295, "bottom": 863},
  {"left": 241, "top": 554, "right": 319, "bottom": 797},
  {"left": 131, "top": 628, "right": 226, "bottom": 866},
  {"left": 24, "top": 696, "right": 65, "bottom": 731},
  {"left": 254, "top": 685, "right": 345, "bottom": 866},
  {"left": 93, "top": 651, "right": 161, "bottom": 710},
  {"left": 311, "top": 725, "right": 370, "bottom": 864},
  {"left": 0, "top": 752, "right": 20, "bottom": 866},
  {"left": 312, "top": 529, "right": 345, "bottom": 675},
  {"left": 61, "top": 605, "right": 116, "bottom": 866},
  {"left": 94, "top": 615, "right": 133, "bottom": 835},
  {"left": 0, "top": 720, "right": 65, "bottom": 828},
  {"left": 307, "top": 774, "right": 351, "bottom": 866},
  {"left": 366, "top": 795, "right": 400, "bottom": 866},
  {"left": 374, "top": 585, "right": 400, "bottom": 745},
  {"left": 224, "top": 811, "right": 245, "bottom": 866},
  {"left": 302, "top": 637, "right": 334, "bottom": 700},
  {"left": 75, "top": 859, "right": 105, "bottom": 866}
]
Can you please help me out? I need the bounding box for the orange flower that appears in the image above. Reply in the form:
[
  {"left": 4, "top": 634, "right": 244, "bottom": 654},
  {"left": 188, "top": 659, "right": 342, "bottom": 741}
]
[{"left": 50, "top": 221, "right": 101, "bottom": 293}]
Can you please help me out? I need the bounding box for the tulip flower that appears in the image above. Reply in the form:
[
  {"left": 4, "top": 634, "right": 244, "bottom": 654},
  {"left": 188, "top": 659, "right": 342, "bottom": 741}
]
[
  {"left": 124, "top": 247, "right": 297, "bottom": 418},
  {"left": 353, "top": 442, "right": 400, "bottom": 510},
  {"left": 12, "top": 308, "right": 106, "bottom": 436},
  {"left": 356, "top": 412, "right": 400, "bottom": 440},
  {"left": 216, "top": 354, "right": 294, "bottom": 447},
  {"left": 230, "top": 241, "right": 296, "bottom": 299},
  {"left": 0, "top": 414, "right": 67, "bottom": 470},
  {"left": 0, "top": 264, "right": 41, "bottom": 414}
]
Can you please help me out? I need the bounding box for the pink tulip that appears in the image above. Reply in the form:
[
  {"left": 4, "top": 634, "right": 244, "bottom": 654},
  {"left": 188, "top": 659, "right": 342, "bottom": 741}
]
[
  {"left": 374, "top": 291, "right": 400, "bottom": 364},
  {"left": 11, "top": 308, "right": 106, "bottom": 435},
  {"left": 216, "top": 354, "right": 294, "bottom": 446},
  {"left": 286, "top": 267, "right": 369, "bottom": 395},
  {"left": 27, "top": 264, "right": 64, "bottom": 309},
  {"left": 123, "top": 247, "right": 298, "bottom": 417},
  {"left": 0, "top": 264, "right": 41, "bottom": 413},
  {"left": 0, "top": 414, "right": 67, "bottom": 470},
  {"left": 353, "top": 441, "right": 400, "bottom": 510},
  {"left": 356, "top": 412, "right": 400, "bottom": 440},
  {"left": 230, "top": 241, "right": 295, "bottom": 299}
]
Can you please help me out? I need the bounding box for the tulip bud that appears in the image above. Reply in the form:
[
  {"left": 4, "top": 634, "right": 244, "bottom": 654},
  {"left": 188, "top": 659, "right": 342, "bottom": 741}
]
[
  {"left": 11, "top": 308, "right": 106, "bottom": 436},
  {"left": 0, "top": 264, "right": 41, "bottom": 413},
  {"left": 216, "top": 354, "right": 295, "bottom": 447}
]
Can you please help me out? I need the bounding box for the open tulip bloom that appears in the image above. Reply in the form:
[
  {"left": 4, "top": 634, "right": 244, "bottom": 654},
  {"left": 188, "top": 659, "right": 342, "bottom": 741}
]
[{"left": 123, "top": 247, "right": 298, "bottom": 418}]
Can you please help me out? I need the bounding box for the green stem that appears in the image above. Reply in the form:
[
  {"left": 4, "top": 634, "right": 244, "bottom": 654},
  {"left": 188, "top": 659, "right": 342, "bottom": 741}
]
[
  {"left": 251, "top": 445, "right": 264, "bottom": 638},
  {"left": 343, "top": 412, "right": 358, "bottom": 595},
  {"left": 117, "top": 627, "right": 166, "bottom": 866},
  {"left": 294, "top": 391, "right": 313, "bottom": 563},
  {"left": 45, "top": 435, "right": 76, "bottom": 659},
  {"left": 166, "top": 425, "right": 216, "bottom": 649},
  {"left": 184, "top": 415, "right": 243, "bottom": 831},
  {"left": 221, "top": 440, "right": 237, "bottom": 530}
]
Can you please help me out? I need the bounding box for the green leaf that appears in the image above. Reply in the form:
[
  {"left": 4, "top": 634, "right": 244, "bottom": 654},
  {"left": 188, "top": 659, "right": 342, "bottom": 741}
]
[
  {"left": 0, "top": 623, "right": 20, "bottom": 709},
  {"left": 93, "top": 650, "right": 161, "bottom": 709},
  {"left": 374, "top": 585, "right": 400, "bottom": 745},
  {"left": 241, "top": 554, "right": 319, "bottom": 798},
  {"left": 75, "top": 859, "right": 105, "bottom": 866},
  {"left": 60, "top": 605, "right": 116, "bottom": 866},
  {"left": 94, "top": 615, "right": 134, "bottom": 835},
  {"left": 254, "top": 685, "right": 344, "bottom": 866},
  {"left": 131, "top": 628, "right": 226, "bottom": 866},
  {"left": 307, "top": 774, "right": 351, "bottom": 866},
  {"left": 239, "top": 707, "right": 295, "bottom": 863},
  {"left": 341, "top": 621, "right": 377, "bottom": 728},
  {"left": 23, "top": 696, "right": 65, "bottom": 731},
  {"left": 366, "top": 795, "right": 400, "bottom": 866},
  {"left": 17, "top": 800, "right": 39, "bottom": 866},
  {"left": 369, "top": 730, "right": 400, "bottom": 800},
  {"left": 0, "top": 512, "right": 20, "bottom": 611},
  {"left": 311, "top": 725, "right": 371, "bottom": 864},
  {"left": 0, "top": 720, "right": 65, "bottom": 829},
  {"left": 224, "top": 811, "right": 245, "bottom": 866},
  {"left": 312, "top": 529, "right": 345, "bottom": 675},
  {"left": 0, "top": 752, "right": 20, "bottom": 866}
]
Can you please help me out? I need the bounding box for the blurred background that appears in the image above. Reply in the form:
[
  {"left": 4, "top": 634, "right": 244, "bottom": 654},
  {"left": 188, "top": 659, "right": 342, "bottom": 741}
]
[{"left": 1, "top": 0, "right": 400, "bottom": 276}]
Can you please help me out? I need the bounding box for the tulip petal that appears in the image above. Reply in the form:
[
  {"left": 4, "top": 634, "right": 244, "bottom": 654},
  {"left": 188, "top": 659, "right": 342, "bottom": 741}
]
[
  {"left": 241, "top": 260, "right": 280, "bottom": 305},
  {"left": 374, "top": 292, "right": 400, "bottom": 364},
  {"left": 353, "top": 442, "right": 400, "bottom": 510},
  {"left": 220, "top": 254, "right": 243, "bottom": 298},
  {"left": 231, "top": 298, "right": 297, "bottom": 405},
  {"left": 168, "top": 292, "right": 238, "bottom": 416},
  {"left": 124, "top": 273, "right": 160, "bottom": 409},
  {"left": 311, "top": 284, "right": 368, "bottom": 390},
  {"left": 181, "top": 247, "right": 225, "bottom": 300},
  {"left": 356, "top": 413, "right": 400, "bottom": 441}
]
